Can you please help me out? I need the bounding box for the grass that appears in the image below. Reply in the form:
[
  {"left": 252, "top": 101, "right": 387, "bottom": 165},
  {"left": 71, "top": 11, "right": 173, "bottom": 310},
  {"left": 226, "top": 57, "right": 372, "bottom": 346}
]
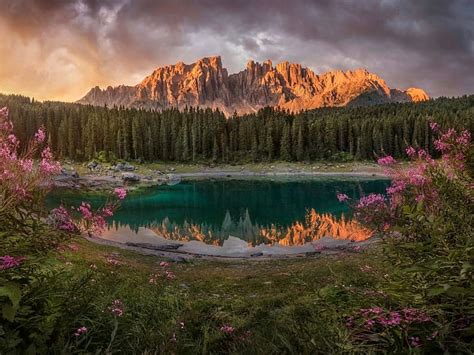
[{"left": 50, "top": 238, "right": 388, "bottom": 353}]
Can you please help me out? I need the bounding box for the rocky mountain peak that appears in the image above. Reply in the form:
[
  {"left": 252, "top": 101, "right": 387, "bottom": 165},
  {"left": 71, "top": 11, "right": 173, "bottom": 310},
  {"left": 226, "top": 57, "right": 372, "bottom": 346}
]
[{"left": 78, "top": 56, "right": 429, "bottom": 115}]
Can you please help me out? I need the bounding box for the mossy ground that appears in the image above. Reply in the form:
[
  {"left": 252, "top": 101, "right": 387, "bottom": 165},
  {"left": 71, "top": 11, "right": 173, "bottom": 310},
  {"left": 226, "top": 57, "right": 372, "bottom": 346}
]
[{"left": 54, "top": 238, "right": 387, "bottom": 353}]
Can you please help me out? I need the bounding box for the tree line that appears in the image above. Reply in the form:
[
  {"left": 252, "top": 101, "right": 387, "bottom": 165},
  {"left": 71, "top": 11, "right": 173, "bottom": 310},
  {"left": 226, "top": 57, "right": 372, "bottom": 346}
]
[{"left": 1, "top": 94, "right": 473, "bottom": 163}]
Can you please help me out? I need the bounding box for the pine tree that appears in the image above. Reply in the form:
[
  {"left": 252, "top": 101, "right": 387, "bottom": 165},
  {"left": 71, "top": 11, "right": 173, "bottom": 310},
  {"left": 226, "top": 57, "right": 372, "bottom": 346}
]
[{"left": 280, "top": 124, "right": 292, "bottom": 161}]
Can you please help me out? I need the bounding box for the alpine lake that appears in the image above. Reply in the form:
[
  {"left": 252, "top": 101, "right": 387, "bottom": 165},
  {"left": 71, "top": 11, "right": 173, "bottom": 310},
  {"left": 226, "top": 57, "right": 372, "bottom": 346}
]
[{"left": 47, "top": 177, "right": 389, "bottom": 247}]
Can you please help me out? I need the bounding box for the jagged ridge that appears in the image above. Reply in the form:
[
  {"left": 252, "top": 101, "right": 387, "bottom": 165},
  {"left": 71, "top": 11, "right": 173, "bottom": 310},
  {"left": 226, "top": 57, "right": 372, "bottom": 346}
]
[{"left": 78, "top": 56, "right": 428, "bottom": 115}]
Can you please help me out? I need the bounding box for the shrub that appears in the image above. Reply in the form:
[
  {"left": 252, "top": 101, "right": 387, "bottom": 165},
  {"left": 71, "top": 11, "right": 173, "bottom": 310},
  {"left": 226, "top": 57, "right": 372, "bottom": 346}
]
[
  {"left": 340, "top": 122, "right": 473, "bottom": 352},
  {"left": 0, "top": 107, "right": 125, "bottom": 352}
]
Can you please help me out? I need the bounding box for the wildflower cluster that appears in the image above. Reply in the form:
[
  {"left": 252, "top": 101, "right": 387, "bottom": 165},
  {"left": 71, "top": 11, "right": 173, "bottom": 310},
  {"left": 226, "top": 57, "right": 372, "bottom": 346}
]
[
  {"left": 106, "top": 254, "right": 123, "bottom": 266},
  {"left": 0, "top": 107, "right": 60, "bottom": 213},
  {"left": 74, "top": 326, "right": 88, "bottom": 337},
  {"left": 219, "top": 325, "right": 236, "bottom": 335},
  {"left": 340, "top": 122, "right": 473, "bottom": 351},
  {"left": 0, "top": 255, "right": 25, "bottom": 270},
  {"left": 109, "top": 299, "right": 124, "bottom": 317},
  {"left": 48, "top": 192, "right": 127, "bottom": 236},
  {"left": 338, "top": 123, "right": 472, "bottom": 232},
  {"left": 114, "top": 187, "right": 127, "bottom": 200},
  {"left": 149, "top": 260, "right": 175, "bottom": 284},
  {"left": 346, "top": 307, "right": 434, "bottom": 347}
]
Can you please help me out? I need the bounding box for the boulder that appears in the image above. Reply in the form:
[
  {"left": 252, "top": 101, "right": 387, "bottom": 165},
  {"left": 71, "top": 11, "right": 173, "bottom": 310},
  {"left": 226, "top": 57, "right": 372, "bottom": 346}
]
[
  {"left": 115, "top": 162, "right": 135, "bottom": 171},
  {"left": 121, "top": 172, "right": 140, "bottom": 182},
  {"left": 87, "top": 161, "right": 98, "bottom": 170}
]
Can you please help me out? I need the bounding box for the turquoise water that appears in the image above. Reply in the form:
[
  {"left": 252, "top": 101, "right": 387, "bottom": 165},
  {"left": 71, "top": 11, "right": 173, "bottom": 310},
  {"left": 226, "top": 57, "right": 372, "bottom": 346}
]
[{"left": 47, "top": 178, "right": 388, "bottom": 243}]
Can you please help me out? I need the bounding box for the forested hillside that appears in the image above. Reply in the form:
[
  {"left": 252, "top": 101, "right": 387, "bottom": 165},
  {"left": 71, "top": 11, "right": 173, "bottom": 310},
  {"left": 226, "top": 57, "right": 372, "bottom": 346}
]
[{"left": 1, "top": 94, "right": 473, "bottom": 162}]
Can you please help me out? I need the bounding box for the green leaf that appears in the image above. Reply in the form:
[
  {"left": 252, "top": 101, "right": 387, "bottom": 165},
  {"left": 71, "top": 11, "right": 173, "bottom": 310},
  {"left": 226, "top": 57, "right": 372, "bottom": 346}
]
[
  {"left": 416, "top": 199, "right": 424, "bottom": 212},
  {"left": 0, "top": 282, "right": 21, "bottom": 307},
  {"left": 427, "top": 287, "right": 446, "bottom": 296},
  {"left": 0, "top": 282, "right": 21, "bottom": 321},
  {"left": 1, "top": 304, "right": 18, "bottom": 321}
]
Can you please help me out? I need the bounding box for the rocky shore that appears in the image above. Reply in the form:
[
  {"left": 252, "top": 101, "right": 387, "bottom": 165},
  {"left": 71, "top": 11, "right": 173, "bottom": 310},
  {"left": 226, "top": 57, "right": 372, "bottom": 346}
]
[{"left": 54, "top": 162, "right": 387, "bottom": 190}]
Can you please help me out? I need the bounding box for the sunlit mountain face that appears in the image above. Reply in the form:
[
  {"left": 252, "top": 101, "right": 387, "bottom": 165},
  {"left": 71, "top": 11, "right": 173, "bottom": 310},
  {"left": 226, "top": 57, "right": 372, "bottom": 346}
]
[{"left": 78, "top": 56, "right": 428, "bottom": 116}]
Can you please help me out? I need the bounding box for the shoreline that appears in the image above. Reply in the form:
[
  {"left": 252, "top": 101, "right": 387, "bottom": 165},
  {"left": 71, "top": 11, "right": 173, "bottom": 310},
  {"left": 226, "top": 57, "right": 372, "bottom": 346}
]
[
  {"left": 54, "top": 165, "right": 388, "bottom": 189},
  {"left": 86, "top": 234, "right": 380, "bottom": 261}
]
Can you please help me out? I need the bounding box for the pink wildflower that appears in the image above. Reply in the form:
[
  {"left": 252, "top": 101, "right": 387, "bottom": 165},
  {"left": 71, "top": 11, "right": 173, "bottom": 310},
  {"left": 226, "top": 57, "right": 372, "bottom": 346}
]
[
  {"left": 74, "top": 326, "right": 88, "bottom": 337},
  {"left": 34, "top": 128, "right": 46, "bottom": 143},
  {"left": 19, "top": 159, "right": 33, "bottom": 172},
  {"left": 114, "top": 187, "right": 127, "bottom": 200},
  {"left": 49, "top": 206, "right": 76, "bottom": 233},
  {"left": 377, "top": 155, "right": 396, "bottom": 166},
  {"left": 39, "top": 147, "right": 61, "bottom": 174},
  {"left": 159, "top": 261, "right": 170, "bottom": 267},
  {"left": 102, "top": 206, "right": 114, "bottom": 217},
  {"left": 106, "top": 256, "right": 122, "bottom": 266},
  {"left": 109, "top": 299, "right": 124, "bottom": 317},
  {"left": 220, "top": 325, "right": 236, "bottom": 335},
  {"left": 356, "top": 193, "right": 385, "bottom": 208},
  {"left": 415, "top": 194, "right": 424, "bottom": 202},
  {"left": 0, "top": 255, "right": 25, "bottom": 270},
  {"left": 78, "top": 202, "right": 93, "bottom": 219},
  {"left": 149, "top": 272, "right": 159, "bottom": 284},
  {"left": 165, "top": 270, "right": 175, "bottom": 280},
  {"left": 409, "top": 336, "right": 421, "bottom": 348},
  {"left": 8, "top": 134, "right": 18, "bottom": 146},
  {"left": 336, "top": 193, "right": 349, "bottom": 202},
  {"left": 68, "top": 244, "right": 79, "bottom": 252},
  {"left": 429, "top": 122, "right": 439, "bottom": 132},
  {"left": 427, "top": 330, "right": 439, "bottom": 341},
  {"left": 405, "top": 146, "right": 416, "bottom": 157}
]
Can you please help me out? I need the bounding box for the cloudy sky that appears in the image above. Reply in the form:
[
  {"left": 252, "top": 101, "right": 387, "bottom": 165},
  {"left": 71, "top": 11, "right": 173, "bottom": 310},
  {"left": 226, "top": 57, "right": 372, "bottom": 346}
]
[{"left": 0, "top": 0, "right": 473, "bottom": 101}]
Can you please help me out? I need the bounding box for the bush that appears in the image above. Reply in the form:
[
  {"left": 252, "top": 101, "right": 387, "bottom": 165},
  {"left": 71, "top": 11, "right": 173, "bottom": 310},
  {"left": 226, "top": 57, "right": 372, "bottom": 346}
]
[
  {"left": 0, "top": 107, "right": 126, "bottom": 352},
  {"left": 341, "top": 122, "right": 473, "bottom": 352}
]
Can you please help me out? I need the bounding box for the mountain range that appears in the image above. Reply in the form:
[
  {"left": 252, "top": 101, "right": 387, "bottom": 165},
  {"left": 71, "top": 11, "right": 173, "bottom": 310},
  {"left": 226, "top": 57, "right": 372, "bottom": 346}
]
[{"left": 78, "top": 56, "right": 428, "bottom": 116}]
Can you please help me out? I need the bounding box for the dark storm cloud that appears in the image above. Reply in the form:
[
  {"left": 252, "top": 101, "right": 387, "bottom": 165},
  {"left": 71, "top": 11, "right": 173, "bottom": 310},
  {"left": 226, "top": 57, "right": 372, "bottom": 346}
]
[{"left": 0, "top": 0, "right": 472, "bottom": 100}]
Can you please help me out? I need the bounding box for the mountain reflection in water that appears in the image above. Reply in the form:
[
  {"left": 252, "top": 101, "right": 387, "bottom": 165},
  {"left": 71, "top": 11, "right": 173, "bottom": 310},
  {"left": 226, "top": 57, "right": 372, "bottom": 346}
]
[
  {"left": 48, "top": 178, "right": 388, "bottom": 246},
  {"left": 106, "top": 208, "right": 372, "bottom": 246}
]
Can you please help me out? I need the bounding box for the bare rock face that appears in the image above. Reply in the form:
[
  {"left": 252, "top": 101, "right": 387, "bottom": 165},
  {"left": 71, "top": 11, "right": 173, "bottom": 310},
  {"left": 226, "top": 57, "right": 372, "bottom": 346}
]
[{"left": 78, "top": 56, "right": 429, "bottom": 115}]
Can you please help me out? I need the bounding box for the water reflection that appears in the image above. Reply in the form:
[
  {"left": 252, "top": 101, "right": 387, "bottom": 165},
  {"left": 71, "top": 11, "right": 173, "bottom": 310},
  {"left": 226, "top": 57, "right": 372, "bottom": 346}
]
[
  {"left": 107, "top": 208, "right": 372, "bottom": 246},
  {"left": 48, "top": 178, "right": 388, "bottom": 245}
]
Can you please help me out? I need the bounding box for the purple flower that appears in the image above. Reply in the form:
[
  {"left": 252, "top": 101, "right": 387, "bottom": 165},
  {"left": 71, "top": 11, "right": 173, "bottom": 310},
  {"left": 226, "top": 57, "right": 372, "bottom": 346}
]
[
  {"left": 429, "top": 122, "right": 439, "bottom": 132},
  {"left": 34, "top": 128, "right": 46, "bottom": 143},
  {"left": 409, "top": 336, "right": 421, "bottom": 348},
  {"left": 114, "top": 187, "right": 127, "bottom": 200},
  {"left": 0, "top": 255, "right": 25, "bottom": 270},
  {"left": 405, "top": 146, "right": 416, "bottom": 157},
  {"left": 337, "top": 193, "right": 350, "bottom": 202},
  {"left": 74, "top": 326, "right": 88, "bottom": 337},
  {"left": 220, "top": 324, "right": 235, "bottom": 334},
  {"left": 109, "top": 299, "right": 124, "bottom": 317},
  {"left": 356, "top": 193, "right": 385, "bottom": 208},
  {"left": 377, "top": 155, "right": 396, "bottom": 166}
]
